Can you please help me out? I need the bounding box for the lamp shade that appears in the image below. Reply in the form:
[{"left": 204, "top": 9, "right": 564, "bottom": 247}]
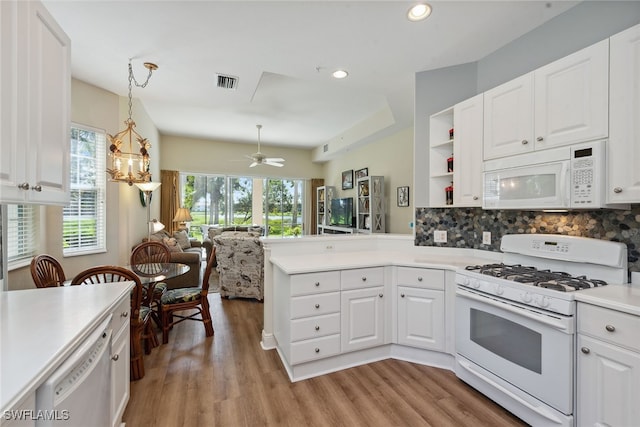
[
  {"left": 173, "top": 208, "right": 193, "bottom": 223},
  {"left": 134, "top": 181, "right": 162, "bottom": 193},
  {"left": 150, "top": 219, "right": 165, "bottom": 233}
]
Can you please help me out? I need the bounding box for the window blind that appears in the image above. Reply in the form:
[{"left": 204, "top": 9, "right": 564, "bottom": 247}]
[{"left": 7, "top": 204, "right": 39, "bottom": 269}]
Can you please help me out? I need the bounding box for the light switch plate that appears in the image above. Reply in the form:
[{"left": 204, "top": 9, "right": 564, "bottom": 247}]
[
  {"left": 434, "top": 230, "right": 447, "bottom": 243},
  {"left": 483, "top": 231, "right": 491, "bottom": 245}
]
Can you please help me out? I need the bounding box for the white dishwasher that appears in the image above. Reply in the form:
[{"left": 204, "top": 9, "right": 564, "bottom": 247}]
[{"left": 36, "top": 315, "right": 112, "bottom": 427}]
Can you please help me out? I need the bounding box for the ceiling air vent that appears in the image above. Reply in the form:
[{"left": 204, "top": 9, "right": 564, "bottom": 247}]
[
  {"left": 323, "top": 144, "right": 329, "bottom": 153},
  {"left": 216, "top": 73, "right": 238, "bottom": 90}
]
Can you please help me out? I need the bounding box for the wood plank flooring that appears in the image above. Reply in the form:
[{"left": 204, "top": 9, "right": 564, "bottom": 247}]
[{"left": 123, "top": 293, "right": 526, "bottom": 427}]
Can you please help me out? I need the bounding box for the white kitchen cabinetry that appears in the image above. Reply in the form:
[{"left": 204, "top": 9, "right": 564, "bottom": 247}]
[
  {"left": 0, "top": 0, "right": 70, "bottom": 205},
  {"left": 428, "top": 107, "right": 454, "bottom": 207},
  {"left": 608, "top": 23, "right": 640, "bottom": 204},
  {"left": 484, "top": 39, "right": 608, "bottom": 160},
  {"left": 110, "top": 296, "right": 131, "bottom": 427},
  {"left": 341, "top": 267, "right": 385, "bottom": 353},
  {"left": 577, "top": 302, "right": 640, "bottom": 427},
  {"left": 452, "top": 94, "right": 483, "bottom": 206},
  {"left": 396, "top": 267, "right": 445, "bottom": 351},
  {"left": 356, "top": 176, "right": 385, "bottom": 233}
]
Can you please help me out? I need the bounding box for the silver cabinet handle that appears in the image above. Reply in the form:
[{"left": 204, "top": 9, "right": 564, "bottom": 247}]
[
  {"left": 314, "top": 348, "right": 320, "bottom": 353},
  {"left": 112, "top": 354, "right": 120, "bottom": 361},
  {"left": 18, "top": 182, "right": 30, "bottom": 190},
  {"left": 31, "top": 185, "right": 42, "bottom": 192},
  {"left": 401, "top": 293, "right": 405, "bottom": 298},
  {"left": 378, "top": 293, "right": 383, "bottom": 298},
  {"left": 521, "top": 140, "right": 528, "bottom": 145},
  {"left": 361, "top": 277, "right": 367, "bottom": 281},
  {"left": 605, "top": 324, "right": 616, "bottom": 332},
  {"left": 536, "top": 136, "right": 544, "bottom": 142},
  {"left": 418, "top": 277, "right": 423, "bottom": 282},
  {"left": 581, "top": 347, "right": 590, "bottom": 355},
  {"left": 315, "top": 325, "right": 320, "bottom": 331},
  {"left": 314, "top": 303, "right": 320, "bottom": 309},
  {"left": 473, "top": 196, "right": 479, "bottom": 200},
  {"left": 315, "top": 282, "right": 320, "bottom": 287},
  {"left": 613, "top": 187, "right": 623, "bottom": 194},
  {"left": 121, "top": 311, "right": 129, "bottom": 318}
]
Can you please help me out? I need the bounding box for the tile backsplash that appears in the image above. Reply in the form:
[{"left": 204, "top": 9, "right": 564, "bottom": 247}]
[{"left": 415, "top": 207, "right": 640, "bottom": 273}]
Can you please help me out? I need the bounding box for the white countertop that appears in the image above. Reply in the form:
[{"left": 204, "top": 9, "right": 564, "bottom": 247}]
[
  {"left": 575, "top": 284, "right": 640, "bottom": 316},
  {"left": 0, "top": 283, "right": 133, "bottom": 413}
]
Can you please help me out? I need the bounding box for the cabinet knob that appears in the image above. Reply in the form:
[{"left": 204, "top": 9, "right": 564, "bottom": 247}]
[
  {"left": 613, "top": 187, "right": 623, "bottom": 194},
  {"left": 361, "top": 277, "right": 367, "bottom": 281},
  {"left": 521, "top": 140, "right": 528, "bottom": 145},
  {"left": 112, "top": 354, "right": 120, "bottom": 361},
  {"left": 401, "top": 293, "right": 405, "bottom": 298},
  {"left": 473, "top": 196, "right": 478, "bottom": 200},
  {"left": 315, "top": 282, "right": 320, "bottom": 287},
  {"left": 314, "top": 303, "right": 320, "bottom": 309},
  {"left": 605, "top": 324, "right": 616, "bottom": 332},
  {"left": 18, "top": 182, "right": 30, "bottom": 190},
  {"left": 31, "top": 185, "right": 42, "bottom": 192},
  {"left": 418, "top": 277, "right": 423, "bottom": 282},
  {"left": 315, "top": 326, "right": 320, "bottom": 331},
  {"left": 581, "top": 347, "right": 590, "bottom": 355},
  {"left": 536, "top": 136, "right": 544, "bottom": 142},
  {"left": 315, "top": 348, "right": 320, "bottom": 353},
  {"left": 121, "top": 312, "right": 128, "bottom": 318},
  {"left": 379, "top": 293, "right": 383, "bottom": 298}
]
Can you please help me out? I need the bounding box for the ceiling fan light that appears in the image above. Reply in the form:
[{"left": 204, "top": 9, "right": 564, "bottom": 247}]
[
  {"left": 407, "top": 3, "right": 432, "bottom": 21},
  {"left": 332, "top": 70, "right": 349, "bottom": 79}
]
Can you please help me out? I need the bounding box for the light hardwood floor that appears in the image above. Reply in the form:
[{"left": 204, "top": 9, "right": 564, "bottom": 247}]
[{"left": 123, "top": 293, "right": 526, "bottom": 427}]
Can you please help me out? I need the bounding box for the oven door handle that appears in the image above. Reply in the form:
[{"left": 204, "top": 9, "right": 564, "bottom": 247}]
[
  {"left": 456, "top": 287, "right": 570, "bottom": 332},
  {"left": 457, "top": 358, "right": 565, "bottom": 425}
]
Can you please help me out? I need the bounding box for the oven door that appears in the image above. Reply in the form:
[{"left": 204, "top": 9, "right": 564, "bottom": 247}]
[
  {"left": 483, "top": 160, "right": 570, "bottom": 210},
  {"left": 455, "top": 287, "right": 573, "bottom": 415}
]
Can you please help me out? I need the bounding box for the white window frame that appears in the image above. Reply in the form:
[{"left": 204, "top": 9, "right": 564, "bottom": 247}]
[
  {"left": 63, "top": 123, "right": 107, "bottom": 256},
  {"left": 6, "top": 204, "right": 39, "bottom": 271}
]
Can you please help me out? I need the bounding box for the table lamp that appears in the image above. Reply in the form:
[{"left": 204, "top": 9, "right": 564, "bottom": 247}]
[
  {"left": 173, "top": 207, "right": 193, "bottom": 232},
  {"left": 134, "top": 181, "right": 162, "bottom": 241}
]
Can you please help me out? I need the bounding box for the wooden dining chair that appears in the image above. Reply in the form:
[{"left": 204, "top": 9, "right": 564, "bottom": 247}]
[
  {"left": 30, "top": 254, "right": 66, "bottom": 288},
  {"left": 160, "top": 247, "right": 215, "bottom": 344},
  {"left": 71, "top": 265, "right": 157, "bottom": 380},
  {"left": 130, "top": 241, "right": 171, "bottom": 325}
]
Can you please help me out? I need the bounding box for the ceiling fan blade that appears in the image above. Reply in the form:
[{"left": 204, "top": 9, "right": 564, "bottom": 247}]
[
  {"left": 249, "top": 161, "right": 259, "bottom": 167},
  {"left": 265, "top": 157, "right": 285, "bottom": 162},
  {"left": 264, "top": 161, "right": 284, "bottom": 167}
]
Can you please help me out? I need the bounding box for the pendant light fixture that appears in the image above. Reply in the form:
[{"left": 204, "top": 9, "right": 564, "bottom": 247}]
[{"left": 106, "top": 60, "right": 158, "bottom": 186}]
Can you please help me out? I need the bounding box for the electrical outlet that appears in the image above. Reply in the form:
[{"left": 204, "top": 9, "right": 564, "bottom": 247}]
[
  {"left": 434, "top": 230, "right": 447, "bottom": 243},
  {"left": 483, "top": 231, "right": 491, "bottom": 245}
]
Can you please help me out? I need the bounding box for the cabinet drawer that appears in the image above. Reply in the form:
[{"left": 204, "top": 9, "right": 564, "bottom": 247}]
[
  {"left": 341, "top": 267, "right": 384, "bottom": 290},
  {"left": 290, "top": 334, "right": 341, "bottom": 364},
  {"left": 290, "top": 271, "right": 340, "bottom": 296},
  {"left": 111, "top": 295, "right": 131, "bottom": 336},
  {"left": 291, "top": 292, "right": 340, "bottom": 319},
  {"left": 578, "top": 303, "right": 640, "bottom": 352},
  {"left": 397, "top": 267, "right": 444, "bottom": 290},
  {"left": 291, "top": 313, "right": 341, "bottom": 342}
]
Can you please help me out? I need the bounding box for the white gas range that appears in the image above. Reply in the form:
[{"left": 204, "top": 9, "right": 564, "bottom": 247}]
[{"left": 454, "top": 234, "right": 628, "bottom": 427}]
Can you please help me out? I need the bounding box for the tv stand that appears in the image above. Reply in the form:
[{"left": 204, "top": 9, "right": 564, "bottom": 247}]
[{"left": 319, "top": 225, "right": 356, "bottom": 234}]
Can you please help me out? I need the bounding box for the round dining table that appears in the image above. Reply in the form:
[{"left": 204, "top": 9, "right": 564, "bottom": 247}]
[{"left": 128, "top": 262, "right": 190, "bottom": 285}]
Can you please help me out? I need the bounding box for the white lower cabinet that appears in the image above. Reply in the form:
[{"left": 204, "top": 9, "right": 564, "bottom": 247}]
[
  {"left": 341, "top": 286, "right": 385, "bottom": 353},
  {"left": 577, "top": 303, "right": 640, "bottom": 427},
  {"left": 396, "top": 267, "right": 445, "bottom": 351},
  {"left": 110, "top": 297, "right": 131, "bottom": 427}
]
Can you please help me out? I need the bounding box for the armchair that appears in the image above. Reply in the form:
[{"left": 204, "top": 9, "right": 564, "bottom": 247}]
[{"left": 213, "top": 231, "right": 264, "bottom": 301}]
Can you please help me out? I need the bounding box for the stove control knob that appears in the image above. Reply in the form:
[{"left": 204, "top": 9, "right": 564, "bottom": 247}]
[
  {"left": 521, "top": 292, "right": 533, "bottom": 303},
  {"left": 537, "top": 296, "right": 550, "bottom": 308},
  {"left": 494, "top": 284, "right": 504, "bottom": 295},
  {"left": 461, "top": 277, "right": 470, "bottom": 286},
  {"left": 471, "top": 279, "right": 481, "bottom": 289}
]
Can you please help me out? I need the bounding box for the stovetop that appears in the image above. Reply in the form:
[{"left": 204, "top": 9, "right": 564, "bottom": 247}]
[{"left": 464, "top": 263, "right": 608, "bottom": 292}]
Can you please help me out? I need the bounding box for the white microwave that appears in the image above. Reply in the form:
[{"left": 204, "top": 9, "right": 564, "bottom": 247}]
[{"left": 483, "top": 140, "right": 620, "bottom": 210}]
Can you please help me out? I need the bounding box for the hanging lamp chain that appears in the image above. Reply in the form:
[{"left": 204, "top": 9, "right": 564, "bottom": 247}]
[{"left": 127, "top": 61, "right": 157, "bottom": 120}]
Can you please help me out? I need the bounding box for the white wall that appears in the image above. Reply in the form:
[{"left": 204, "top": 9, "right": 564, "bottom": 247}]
[{"left": 323, "top": 126, "right": 414, "bottom": 234}]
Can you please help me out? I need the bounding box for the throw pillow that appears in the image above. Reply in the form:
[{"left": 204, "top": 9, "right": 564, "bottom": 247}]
[
  {"left": 163, "top": 237, "right": 183, "bottom": 252},
  {"left": 173, "top": 230, "right": 191, "bottom": 250}
]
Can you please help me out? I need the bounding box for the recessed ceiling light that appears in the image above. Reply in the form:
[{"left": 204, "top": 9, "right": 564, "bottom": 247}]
[
  {"left": 407, "top": 3, "right": 432, "bottom": 21},
  {"left": 332, "top": 70, "right": 349, "bottom": 79}
]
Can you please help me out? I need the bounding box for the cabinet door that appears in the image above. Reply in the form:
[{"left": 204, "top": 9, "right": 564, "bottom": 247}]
[
  {"left": 608, "top": 23, "right": 640, "bottom": 203},
  {"left": 341, "top": 286, "right": 384, "bottom": 353},
  {"left": 577, "top": 335, "right": 640, "bottom": 427},
  {"left": 26, "top": 1, "right": 70, "bottom": 205},
  {"left": 111, "top": 324, "right": 130, "bottom": 427},
  {"left": 397, "top": 286, "right": 444, "bottom": 351},
  {"left": 483, "top": 73, "right": 534, "bottom": 160},
  {"left": 534, "top": 39, "right": 608, "bottom": 150},
  {"left": 453, "top": 93, "right": 483, "bottom": 206}
]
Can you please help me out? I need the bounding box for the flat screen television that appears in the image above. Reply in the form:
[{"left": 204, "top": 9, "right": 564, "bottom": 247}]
[{"left": 330, "top": 197, "right": 353, "bottom": 227}]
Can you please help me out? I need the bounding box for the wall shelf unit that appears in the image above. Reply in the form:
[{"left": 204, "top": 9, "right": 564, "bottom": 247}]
[
  {"left": 316, "top": 185, "right": 335, "bottom": 230},
  {"left": 356, "top": 176, "right": 385, "bottom": 233}
]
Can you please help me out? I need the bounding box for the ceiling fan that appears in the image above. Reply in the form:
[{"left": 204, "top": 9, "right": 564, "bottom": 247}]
[{"left": 246, "top": 124, "right": 285, "bottom": 168}]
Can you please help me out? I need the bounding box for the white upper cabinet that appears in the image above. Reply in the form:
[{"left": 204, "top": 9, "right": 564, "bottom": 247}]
[
  {"left": 0, "top": 0, "right": 70, "bottom": 205},
  {"left": 608, "top": 23, "right": 640, "bottom": 204},
  {"left": 484, "top": 40, "right": 609, "bottom": 160},
  {"left": 453, "top": 93, "right": 483, "bottom": 206}
]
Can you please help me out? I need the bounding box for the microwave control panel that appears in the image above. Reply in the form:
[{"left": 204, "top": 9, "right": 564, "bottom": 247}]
[{"left": 570, "top": 141, "right": 604, "bottom": 207}]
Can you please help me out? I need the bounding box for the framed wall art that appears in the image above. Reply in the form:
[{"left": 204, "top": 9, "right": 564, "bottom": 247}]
[
  {"left": 342, "top": 170, "right": 353, "bottom": 190},
  {"left": 397, "top": 186, "right": 409, "bottom": 207},
  {"left": 355, "top": 167, "right": 368, "bottom": 180}
]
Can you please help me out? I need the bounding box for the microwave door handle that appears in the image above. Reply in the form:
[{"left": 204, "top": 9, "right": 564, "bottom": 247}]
[{"left": 560, "top": 164, "right": 570, "bottom": 206}]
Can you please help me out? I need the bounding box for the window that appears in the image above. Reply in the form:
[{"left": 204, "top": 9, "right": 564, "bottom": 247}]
[
  {"left": 6, "top": 204, "right": 39, "bottom": 270},
  {"left": 63, "top": 124, "right": 106, "bottom": 255}
]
